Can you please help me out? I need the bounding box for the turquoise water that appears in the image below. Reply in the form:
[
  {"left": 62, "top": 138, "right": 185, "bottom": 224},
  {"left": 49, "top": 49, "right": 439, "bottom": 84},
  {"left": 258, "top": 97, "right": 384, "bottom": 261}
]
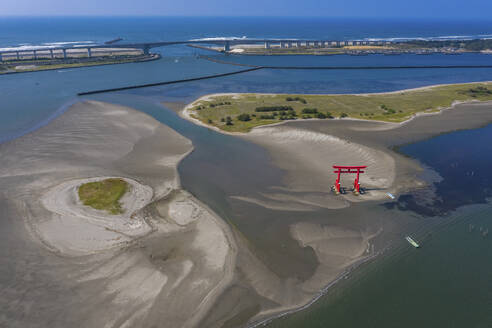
[{"left": 1, "top": 17, "right": 492, "bottom": 327}]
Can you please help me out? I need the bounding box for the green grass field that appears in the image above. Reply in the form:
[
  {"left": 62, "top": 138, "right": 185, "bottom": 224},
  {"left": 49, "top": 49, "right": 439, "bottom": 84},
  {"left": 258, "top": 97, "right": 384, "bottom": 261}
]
[
  {"left": 188, "top": 82, "right": 492, "bottom": 132},
  {"left": 78, "top": 178, "right": 129, "bottom": 215}
]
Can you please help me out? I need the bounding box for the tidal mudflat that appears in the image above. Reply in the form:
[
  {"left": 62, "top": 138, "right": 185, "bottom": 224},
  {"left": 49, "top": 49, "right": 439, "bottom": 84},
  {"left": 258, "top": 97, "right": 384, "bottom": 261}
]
[
  {"left": 0, "top": 101, "right": 236, "bottom": 328},
  {"left": 0, "top": 93, "right": 491, "bottom": 327}
]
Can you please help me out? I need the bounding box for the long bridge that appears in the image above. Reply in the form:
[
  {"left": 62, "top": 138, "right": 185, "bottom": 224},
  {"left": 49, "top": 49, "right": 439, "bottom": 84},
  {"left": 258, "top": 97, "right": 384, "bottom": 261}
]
[{"left": 0, "top": 38, "right": 396, "bottom": 61}]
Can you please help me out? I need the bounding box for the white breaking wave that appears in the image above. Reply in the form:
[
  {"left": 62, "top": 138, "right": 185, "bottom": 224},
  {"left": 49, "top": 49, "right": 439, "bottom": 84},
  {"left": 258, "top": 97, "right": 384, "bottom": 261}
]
[
  {"left": 189, "top": 36, "right": 247, "bottom": 41},
  {"left": 0, "top": 45, "right": 56, "bottom": 51},
  {"left": 0, "top": 40, "right": 96, "bottom": 52},
  {"left": 43, "top": 41, "right": 96, "bottom": 46}
]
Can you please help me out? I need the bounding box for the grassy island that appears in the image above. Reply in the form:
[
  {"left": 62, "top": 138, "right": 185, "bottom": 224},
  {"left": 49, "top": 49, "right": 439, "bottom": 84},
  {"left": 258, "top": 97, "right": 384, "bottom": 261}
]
[
  {"left": 187, "top": 82, "right": 492, "bottom": 132},
  {"left": 78, "top": 178, "right": 128, "bottom": 214}
]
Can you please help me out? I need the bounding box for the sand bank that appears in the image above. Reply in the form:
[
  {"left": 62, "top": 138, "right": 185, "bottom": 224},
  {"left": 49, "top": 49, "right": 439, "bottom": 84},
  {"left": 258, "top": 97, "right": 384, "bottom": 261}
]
[
  {"left": 39, "top": 177, "right": 153, "bottom": 255},
  {"left": 0, "top": 100, "right": 236, "bottom": 328}
]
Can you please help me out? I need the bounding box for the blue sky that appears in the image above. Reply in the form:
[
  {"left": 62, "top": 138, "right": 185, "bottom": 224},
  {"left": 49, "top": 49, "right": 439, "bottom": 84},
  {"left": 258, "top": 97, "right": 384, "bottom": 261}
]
[{"left": 1, "top": 0, "right": 492, "bottom": 18}]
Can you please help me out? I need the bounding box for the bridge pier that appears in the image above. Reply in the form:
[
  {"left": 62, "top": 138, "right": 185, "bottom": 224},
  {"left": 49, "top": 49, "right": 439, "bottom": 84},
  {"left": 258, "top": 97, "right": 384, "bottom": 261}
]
[
  {"left": 87, "top": 48, "right": 92, "bottom": 58},
  {"left": 264, "top": 42, "right": 270, "bottom": 49},
  {"left": 296, "top": 41, "right": 302, "bottom": 48},
  {"left": 143, "top": 45, "right": 150, "bottom": 55},
  {"left": 0, "top": 53, "right": 3, "bottom": 62},
  {"left": 50, "top": 49, "right": 54, "bottom": 59},
  {"left": 224, "top": 41, "right": 230, "bottom": 52},
  {"left": 33, "top": 50, "right": 38, "bottom": 60},
  {"left": 16, "top": 51, "right": 20, "bottom": 60},
  {"left": 63, "top": 49, "right": 67, "bottom": 59}
]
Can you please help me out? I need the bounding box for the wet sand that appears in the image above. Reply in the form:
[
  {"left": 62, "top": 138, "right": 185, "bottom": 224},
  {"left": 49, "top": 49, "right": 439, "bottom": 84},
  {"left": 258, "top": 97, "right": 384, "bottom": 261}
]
[{"left": 0, "top": 100, "right": 237, "bottom": 328}]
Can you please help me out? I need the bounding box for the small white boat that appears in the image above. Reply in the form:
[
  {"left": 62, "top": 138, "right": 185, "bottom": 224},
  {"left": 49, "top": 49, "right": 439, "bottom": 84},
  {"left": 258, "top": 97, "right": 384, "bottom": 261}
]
[
  {"left": 386, "top": 192, "right": 395, "bottom": 200},
  {"left": 405, "top": 236, "right": 420, "bottom": 248}
]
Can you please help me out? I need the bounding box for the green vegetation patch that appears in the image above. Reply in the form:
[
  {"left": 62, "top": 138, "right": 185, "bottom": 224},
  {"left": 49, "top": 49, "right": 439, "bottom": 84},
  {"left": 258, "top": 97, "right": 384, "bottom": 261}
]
[
  {"left": 286, "top": 96, "right": 307, "bottom": 104},
  {"left": 187, "top": 82, "right": 492, "bottom": 132},
  {"left": 462, "top": 86, "right": 492, "bottom": 97},
  {"left": 78, "top": 178, "right": 129, "bottom": 214}
]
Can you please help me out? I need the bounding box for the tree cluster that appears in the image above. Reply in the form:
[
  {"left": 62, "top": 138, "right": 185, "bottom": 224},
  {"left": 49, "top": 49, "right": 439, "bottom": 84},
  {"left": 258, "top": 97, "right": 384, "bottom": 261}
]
[{"left": 255, "top": 106, "right": 294, "bottom": 112}]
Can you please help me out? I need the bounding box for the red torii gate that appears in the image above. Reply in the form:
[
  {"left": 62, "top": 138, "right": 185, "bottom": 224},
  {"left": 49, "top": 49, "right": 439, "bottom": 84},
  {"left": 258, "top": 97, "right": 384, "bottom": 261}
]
[{"left": 333, "top": 165, "right": 367, "bottom": 194}]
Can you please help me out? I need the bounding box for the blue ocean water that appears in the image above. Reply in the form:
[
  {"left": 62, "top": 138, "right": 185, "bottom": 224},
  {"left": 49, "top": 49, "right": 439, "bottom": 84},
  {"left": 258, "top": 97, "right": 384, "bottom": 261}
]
[{"left": 2, "top": 16, "right": 492, "bottom": 48}]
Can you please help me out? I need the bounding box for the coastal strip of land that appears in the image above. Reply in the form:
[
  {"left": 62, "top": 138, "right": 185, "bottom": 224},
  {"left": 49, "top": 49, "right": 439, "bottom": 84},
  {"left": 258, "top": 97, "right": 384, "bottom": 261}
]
[
  {"left": 0, "top": 49, "right": 158, "bottom": 75},
  {"left": 183, "top": 81, "right": 492, "bottom": 132},
  {"left": 204, "top": 38, "right": 492, "bottom": 55}
]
